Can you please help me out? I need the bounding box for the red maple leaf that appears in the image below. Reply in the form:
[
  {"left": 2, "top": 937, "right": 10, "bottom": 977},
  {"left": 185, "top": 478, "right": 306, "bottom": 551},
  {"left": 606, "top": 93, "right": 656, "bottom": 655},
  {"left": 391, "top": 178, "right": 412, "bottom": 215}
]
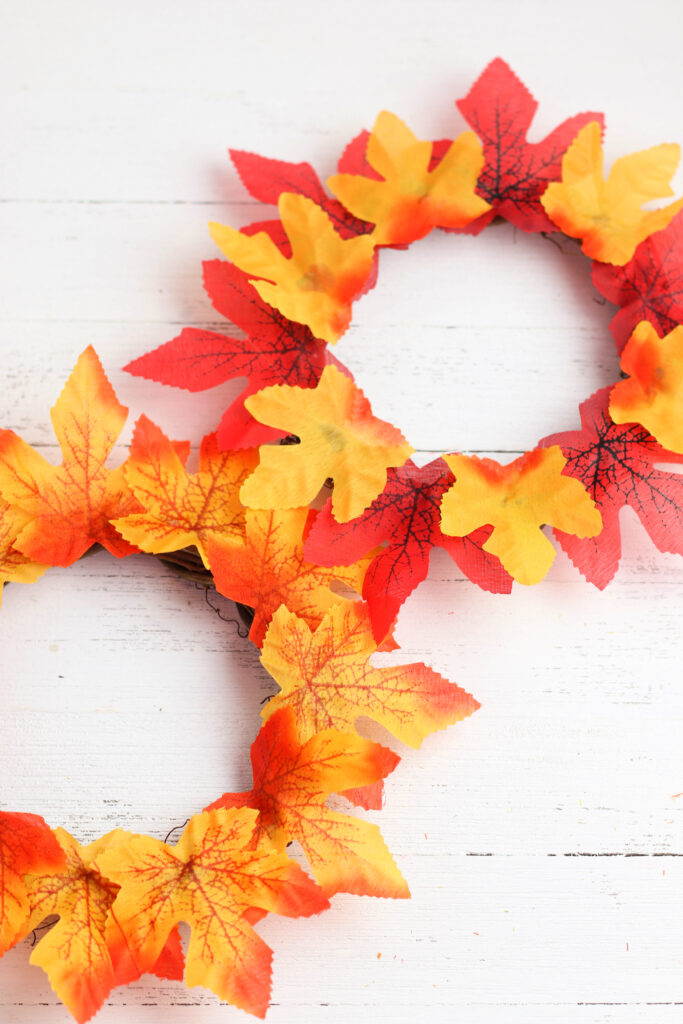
[
  {"left": 456, "top": 58, "right": 604, "bottom": 233},
  {"left": 125, "top": 261, "right": 347, "bottom": 449},
  {"left": 230, "top": 149, "right": 373, "bottom": 240},
  {"left": 305, "top": 458, "right": 512, "bottom": 642},
  {"left": 592, "top": 210, "right": 683, "bottom": 352},
  {"left": 541, "top": 387, "right": 683, "bottom": 587}
]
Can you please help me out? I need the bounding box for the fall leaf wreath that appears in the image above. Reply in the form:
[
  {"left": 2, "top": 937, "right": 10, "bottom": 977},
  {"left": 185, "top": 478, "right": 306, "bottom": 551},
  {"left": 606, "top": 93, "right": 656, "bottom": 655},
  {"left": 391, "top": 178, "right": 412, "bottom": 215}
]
[{"left": 2, "top": 57, "right": 683, "bottom": 1022}]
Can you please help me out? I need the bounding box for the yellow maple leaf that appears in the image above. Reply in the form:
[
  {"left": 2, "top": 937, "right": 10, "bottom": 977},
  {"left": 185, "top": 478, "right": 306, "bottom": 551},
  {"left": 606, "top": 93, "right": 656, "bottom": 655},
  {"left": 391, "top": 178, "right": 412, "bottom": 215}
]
[
  {"left": 209, "top": 194, "right": 376, "bottom": 343},
  {"left": 440, "top": 447, "right": 602, "bottom": 585},
  {"left": 609, "top": 321, "right": 683, "bottom": 453},
  {"left": 240, "top": 364, "right": 413, "bottom": 522},
  {"left": 0, "top": 498, "right": 48, "bottom": 602},
  {"left": 541, "top": 121, "right": 683, "bottom": 265},
  {"left": 112, "top": 416, "right": 257, "bottom": 565},
  {"left": 260, "top": 601, "right": 479, "bottom": 746},
  {"left": 328, "top": 111, "right": 491, "bottom": 244}
]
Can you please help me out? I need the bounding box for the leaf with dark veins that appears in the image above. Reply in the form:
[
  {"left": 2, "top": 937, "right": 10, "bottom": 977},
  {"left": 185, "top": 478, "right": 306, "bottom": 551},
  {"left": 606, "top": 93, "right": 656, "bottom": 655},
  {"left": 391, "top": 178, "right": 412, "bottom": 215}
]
[
  {"left": 592, "top": 210, "right": 683, "bottom": 352},
  {"left": 541, "top": 386, "right": 683, "bottom": 587},
  {"left": 305, "top": 458, "right": 512, "bottom": 642},
  {"left": 456, "top": 57, "right": 604, "bottom": 233}
]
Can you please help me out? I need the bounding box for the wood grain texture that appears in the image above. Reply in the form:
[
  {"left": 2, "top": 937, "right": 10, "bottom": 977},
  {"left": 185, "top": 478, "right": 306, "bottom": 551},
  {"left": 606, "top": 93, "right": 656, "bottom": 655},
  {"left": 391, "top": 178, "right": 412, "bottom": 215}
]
[{"left": 1, "top": 1, "right": 683, "bottom": 1021}]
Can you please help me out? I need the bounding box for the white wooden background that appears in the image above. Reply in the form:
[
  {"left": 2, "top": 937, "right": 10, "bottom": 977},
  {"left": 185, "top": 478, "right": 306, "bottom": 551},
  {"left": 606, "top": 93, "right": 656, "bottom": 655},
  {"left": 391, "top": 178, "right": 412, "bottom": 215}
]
[{"left": 2, "top": 2, "right": 683, "bottom": 1022}]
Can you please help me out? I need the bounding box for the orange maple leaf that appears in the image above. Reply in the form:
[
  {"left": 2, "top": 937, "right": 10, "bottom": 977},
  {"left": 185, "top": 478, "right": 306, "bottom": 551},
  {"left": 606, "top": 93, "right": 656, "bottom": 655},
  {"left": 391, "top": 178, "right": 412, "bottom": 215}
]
[
  {"left": 95, "top": 808, "right": 328, "bottom": 1019},
  {"left": 0, "top": 347, "right": 140, "bottom": 567},
  {"left": 260, "top": 601, "right": 480, "bottom": 746},
  {"left": 207, "top": 506, "right": 368, "bottom": 647},
  {"left": 328, "top": 111, "right": 491, "bottom": 244},
  {"left": 440, "top": 447, "right": 602, "bottom": 584},
  {"left": 0, "top": 812, "right": 65, "bottom": 956},
  {"left": 22, "top": 828, "right": 184, "bottom": 1024},
  {"left": 0, "top": 498, "right": 48, "bottom": 601},
  {"left": 207, "top": 707, "right": 409, "bottom": 899},
  {"left": 609, "top": 322, "right": 683, "bottom": 454},
  {"left": 541, "top": 121, "right": 683, "bottom": 265},
  {"left": 112, "top": 415, "right": 257, "bottom": 564},
  {"left": 241, "top": 364, "right": 413, "bottom": 522},
  {"left": 209, "top": 193, "right": 376, "bottom": 343}
]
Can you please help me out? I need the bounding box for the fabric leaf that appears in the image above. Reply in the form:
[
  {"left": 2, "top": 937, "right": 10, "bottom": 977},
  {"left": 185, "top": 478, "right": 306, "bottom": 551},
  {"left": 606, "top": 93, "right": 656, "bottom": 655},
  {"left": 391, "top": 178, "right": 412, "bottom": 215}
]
[
  {"left": 541, "top": 122, "right": 683, "bottom": 265},
  {"left": 95, "top": 809, "right": 328, "bottom": 1019},
  {"left": 0, "top": 499, "right": 48, "bottom": 601},
  {"left": 206, "top": 708, "right": 408, "bottom": 899},
  {"left": 0, "top": 347, "right": 139, "bottom": 566},
  {"left": 609, "top": 322, "right": 683, "bottom": 453},
  {"left": 209, "top": 194, "right": 376, "bottom": 343},
  {"left": 206, "top": 506, "right": 368, "bottom": 647},
  {"left": 305, "top": 458, "right": 511, "bottom": 641},
  {"left": 440, "top": 448, "right": 602, "bottom": 584},
  {"left": 241, "top": 364, "right": 413, "bottom": 522},
  {"left": 328, "top": 111, "right": 490, "bottom": 245},
  {"left": 456, "top": 57, "right": 604, "bottom": 233},
  {"left": 259, "top": 601, "right": 480, "bottom": 746},
  {"left": 112, "top": 416, "right": 256, "bottom": 564},
  {"left": 592, "top": 211, "right": 683, "bottom": 352},
  {"left": 0, "top": 812, "right": 65, "bottom": 956},
  {"left": 541, "top": 386, "right": 683, "bottom": 587}
]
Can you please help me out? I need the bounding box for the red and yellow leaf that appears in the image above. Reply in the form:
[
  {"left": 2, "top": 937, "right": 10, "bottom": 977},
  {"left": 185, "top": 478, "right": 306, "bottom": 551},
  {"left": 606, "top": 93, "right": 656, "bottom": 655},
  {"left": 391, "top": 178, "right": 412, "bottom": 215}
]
[
  {"left": 541, "top": 122, "right": 683, "bottom": 265},
  {"left": 207, "top": 708, "right": 408, "bottom": 899},
  {"left": 609, "top": 322, "right": 683, "bottom": 453},
  {"left": 0, "top": 499, "right": 48, "bottom": 601},
  {"left": 241, "top": 365, "right": 413, "bottom": 522},
  {"left": 112, "top": 416, "right": 257, "bottom": 564},
  {"left": 328, "top": 111, "right": 490, "bottom": 244},
  {"left": 0, "top": 347, "right": 139, "bottom": 566},
  {"left": 260, "top": 601, "right": 480, "bottom": 746},
  {"left": 207, "top": 506, "right": 368, "bottom": 647},
  {"left": 440, "top": 448, "right": 602, "bottom": 584},
  {"left": 0, "top": 812, "right": 65, "bottom": 955},
  {"left": 95, "top": 809, "right": 328, "bottom": 1019},
  {"left": 209, "top": 194, "right": 376, "bottom": 343},
  {"left": 23, "top": 828, "right": 183, "bottom": 1024}
]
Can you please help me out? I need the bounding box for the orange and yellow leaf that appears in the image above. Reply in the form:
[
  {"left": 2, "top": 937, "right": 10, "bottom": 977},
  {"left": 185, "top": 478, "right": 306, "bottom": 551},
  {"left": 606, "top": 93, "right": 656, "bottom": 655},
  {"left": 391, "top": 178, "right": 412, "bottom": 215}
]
[
  {"left": 207, "top": 708, "right": 409, "bottom": 899},
  {"left": 209, "top": 194, "right": 376, "bottom": 343},
  {"left": 241, "top": 364, "right": 413, "bottom": 522},
  {"left": 113, "top": 416, "right": 257, "bottom": 564},
  {"left": 0, "top": 499, "right": 48, "bottom": 601},
  {"left": 541, "top": 121, "right": 683, "bottom": 264},
  {"left": 95, "top": 809, "right": 328, "bottom": 1019},
  {"left": 207, "top": 506, "right": 368, "bottom": 647},
  {"left": 609, "top": 322, "right": 683, "bottom": 453},
  {"left": 260, "top": 601, "right": 480, "bottom": 746},
  {"left": 0, "top": 347, "right": 139, "bottom": 566},
  {"left": 0, "top": 812, "right": 65, "bottom": 956},
  {"left": 440, "top": 447, "right": 602, "bottom": 584},
  {"left": 328, "top": 112, "right": 490, "bottom": 244}
]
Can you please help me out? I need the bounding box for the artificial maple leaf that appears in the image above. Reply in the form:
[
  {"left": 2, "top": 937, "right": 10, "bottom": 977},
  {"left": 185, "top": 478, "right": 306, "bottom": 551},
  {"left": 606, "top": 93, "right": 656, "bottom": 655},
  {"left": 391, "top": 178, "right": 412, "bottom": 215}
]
[
  {"left": 328, "top": 111, "right": 490, "bottom": 245},
  {"left": 240, "top": 364, "right": 413, "bottom": 522},
  {"left": 22, "top": 828, "right": 183, "bottom": 1024},
  {"left": 0, "top": 498, "right": 48, "bottom": 602},
  {"left": 440, "top": 447, "right": 602, "bottom": 585},
  {"left": 111, "top": 415, "right": 256, "bottom": 564},
  {"left": 609, "top": 322, "right": 683, "bottom": 453},
  {"left": 207, "top": 708, "right": 409, "bottom": 899},
  {"left": 541, "top": 386, "right": 683, "bottom": 587},
  {"left": 456, "top": 57, "right": 604, "bottom": 233},
  {"left": 305, "top": 458, "right": 512, "bottom": 642},
  {"left": 0, "top": 812, "right": 65, "bottom": 956},
  {"left": 124, "top": 260, "right": 345, "bottom": 450},
  {"left": 592, "top": 211, "right": 683, "bottom": 352},
  {"left": 95, "top": 809, "right": 328, "bottom": 1018},
  {"left": 541, "top": 121, "right": 683, "bottom": 265},
  {"left": 259, "top": 601, "right": 480, "bottom": 747},
  {"left": 230, "top": 149, "right": 373, "bottom": 240},
  {"left": 209, "top": 193, "right": 376, "bottom": 343},
  {"left": 0, "top": 347, "right": 139, "bottom": 567},
  {"left": 206, "top": 506, "right": 368, "bottom": 647}
]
